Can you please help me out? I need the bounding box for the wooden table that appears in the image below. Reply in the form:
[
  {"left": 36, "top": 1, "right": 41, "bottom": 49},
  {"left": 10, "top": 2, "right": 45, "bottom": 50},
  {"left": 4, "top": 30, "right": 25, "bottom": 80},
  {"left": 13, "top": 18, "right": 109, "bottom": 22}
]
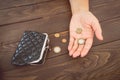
[{"left": 0, "top": 0, "right": 120, "bottom": 80}]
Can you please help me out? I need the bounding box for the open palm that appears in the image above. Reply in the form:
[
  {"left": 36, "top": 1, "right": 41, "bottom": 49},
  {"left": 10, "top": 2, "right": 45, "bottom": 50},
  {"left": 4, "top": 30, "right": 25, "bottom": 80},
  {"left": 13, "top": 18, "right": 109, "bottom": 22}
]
[{"left": 68, "top": 11, "right": 103, "bottom": 58}]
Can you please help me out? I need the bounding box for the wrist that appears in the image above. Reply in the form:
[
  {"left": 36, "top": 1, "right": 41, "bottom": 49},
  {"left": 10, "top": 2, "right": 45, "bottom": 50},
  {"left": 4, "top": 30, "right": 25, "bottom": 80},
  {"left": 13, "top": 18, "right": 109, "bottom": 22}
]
[
  {"left": 72, "top": 10, "right": 90, "bottom": 17},
  {"left": 72, "top": 9, "right": 89, "bottom": 15},
  {"left": 69, "top": 0, "right": 89, "bottom": 15}
]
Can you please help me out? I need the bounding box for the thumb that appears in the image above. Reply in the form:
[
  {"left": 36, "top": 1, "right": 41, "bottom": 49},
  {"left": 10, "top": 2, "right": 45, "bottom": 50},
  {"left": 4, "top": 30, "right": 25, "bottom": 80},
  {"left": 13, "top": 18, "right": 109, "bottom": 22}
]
[{"left": 92, "top": 20, "right": 103, "bottom": 40}]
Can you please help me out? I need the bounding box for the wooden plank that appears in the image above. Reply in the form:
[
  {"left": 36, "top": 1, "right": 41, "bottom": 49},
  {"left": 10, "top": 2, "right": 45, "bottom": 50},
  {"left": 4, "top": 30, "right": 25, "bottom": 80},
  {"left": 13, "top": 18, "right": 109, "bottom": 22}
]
[
  {"left": 0, "top": 13, "right": 120, "bottom": 45},
  {"left": 0, "top": 0, "right": 70, "bottom": 26},
  {"left": 0, "top": 0, "right": 116, "bottom": 10},
  {"left": 93, "top": 17, "right": 120, "bottom": 45},
  {"left": 0, "top": 24, "right": 119, "bottom": 75},
  {"left": 90, "top": 0, "right": 117, "bottom": 7},
  {"left": 0, "top": 0, "right": 120, "bottom": 44},
  {"left": 0, "top": 12, "right": 71, "bottom": 44},
  {"left": 32, "top": 51, "right": 120, "bottom": 80},
  {"left": 0, "top": 40, "right": 120, "bottom": 80},
  {"left": 0, "top": 0, "right": 120, "bottom": 80},
  {"left": 91, "top": 0, "right": 120, "bottom": 22},
  {"left": 0, "top": 0, "right": 50, "bottom": 10},
  {"left": 0, "top": 0, "right": 120, "bottom": 26},
  {"left": 1, "top": 17, "right": 120, "bottom": 58},
  {"left": 0, "top": 27, "right": 119, "bottom": 73},
  {"left": 91, "top": 39, "right": 120, "bottom": 51}
]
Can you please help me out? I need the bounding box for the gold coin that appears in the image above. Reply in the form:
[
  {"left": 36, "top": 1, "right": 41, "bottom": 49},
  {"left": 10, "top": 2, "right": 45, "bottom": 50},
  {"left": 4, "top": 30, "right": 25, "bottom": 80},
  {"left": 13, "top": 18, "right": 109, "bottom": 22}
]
[
  {"left": 62, "top": 38, "right": 67, "bottom": 43},
  {"left": 54, "top": 33, "right": 60, "bottom": 38},
  {"left": 76, "top": 28, "right": 82, "bottom": 34}
]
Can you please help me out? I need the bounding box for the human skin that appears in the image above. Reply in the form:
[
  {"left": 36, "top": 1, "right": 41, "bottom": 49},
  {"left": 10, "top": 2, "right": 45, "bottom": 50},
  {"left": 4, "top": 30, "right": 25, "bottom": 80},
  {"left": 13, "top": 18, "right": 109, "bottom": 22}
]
[{"left": 68, "top": 0, "right": 103, "bottom": 58}]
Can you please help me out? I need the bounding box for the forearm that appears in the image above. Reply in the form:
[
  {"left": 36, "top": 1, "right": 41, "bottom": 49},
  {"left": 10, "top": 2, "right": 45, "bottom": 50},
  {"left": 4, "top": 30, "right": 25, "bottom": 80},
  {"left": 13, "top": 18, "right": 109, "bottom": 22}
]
[{"left": 69, "top": 0, "right": 89, "bottom": 14}]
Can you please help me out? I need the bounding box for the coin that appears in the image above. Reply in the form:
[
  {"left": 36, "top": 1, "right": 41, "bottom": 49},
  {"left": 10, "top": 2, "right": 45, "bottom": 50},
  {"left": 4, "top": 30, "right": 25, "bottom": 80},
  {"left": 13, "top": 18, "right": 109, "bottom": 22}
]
[
  {"left": 78, "top": 38, "right": 85, "bottom": 45},
  {"left": 54, "top": 33, "right": 60, "bottom": 38},
  {"left": 62, "top": 38, "right": 67, "bottom": 43},
  {"left": 53, "top": 46, "right": 61, "bottom": 53},
  {"left": 76, "top": 28, "right": 82, "bottom": 34}
]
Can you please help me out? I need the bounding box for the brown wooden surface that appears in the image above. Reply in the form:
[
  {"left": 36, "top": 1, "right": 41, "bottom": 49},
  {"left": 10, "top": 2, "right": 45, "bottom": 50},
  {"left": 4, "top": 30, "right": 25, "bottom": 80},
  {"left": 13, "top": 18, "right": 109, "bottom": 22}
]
[{"left": 0, "top": 0, "right": 120, "bottom": 80}]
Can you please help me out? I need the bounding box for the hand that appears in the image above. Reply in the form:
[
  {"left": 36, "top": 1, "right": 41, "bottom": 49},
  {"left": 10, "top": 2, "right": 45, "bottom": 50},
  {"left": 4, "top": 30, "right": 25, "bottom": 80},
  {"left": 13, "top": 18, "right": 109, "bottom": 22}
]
[{"left": 68, "top": 11, "right": 103, "bottom": 58}]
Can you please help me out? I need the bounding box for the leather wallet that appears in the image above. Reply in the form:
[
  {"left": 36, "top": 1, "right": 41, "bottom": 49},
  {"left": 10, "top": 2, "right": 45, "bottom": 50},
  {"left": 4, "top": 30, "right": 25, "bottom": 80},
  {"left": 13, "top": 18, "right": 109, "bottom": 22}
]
[{"left": 12, "top": 31, "right": 49, "bottom": 65}]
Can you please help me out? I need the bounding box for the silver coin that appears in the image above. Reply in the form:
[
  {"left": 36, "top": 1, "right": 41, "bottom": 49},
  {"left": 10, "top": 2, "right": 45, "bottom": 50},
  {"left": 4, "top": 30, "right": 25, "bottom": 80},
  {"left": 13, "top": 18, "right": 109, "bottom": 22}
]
[
  {"left": 53, "top": 46, "right": 61, "bottom": 53},
  {"left": 78, "top": 38, "right": 85, "bottom": 45}
]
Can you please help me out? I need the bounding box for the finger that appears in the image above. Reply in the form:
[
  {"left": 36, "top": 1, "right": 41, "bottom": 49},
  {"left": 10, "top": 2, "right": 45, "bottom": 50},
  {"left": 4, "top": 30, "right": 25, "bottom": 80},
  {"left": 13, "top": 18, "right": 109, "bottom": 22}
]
[
  {"left": 81, "top": 38, "right": 93, "bottom": 57},
  {"left": 72, "top": 45, "right": 84, "bottom": 58},
  {"left": 69, "top": 39, "right": 78, "bottom": 56},
  {"left": 92, "top": 20, "right": 103, "bottom": 40},
  {"left": 68, "top": 36, "right": 74, "bottom": 51}
]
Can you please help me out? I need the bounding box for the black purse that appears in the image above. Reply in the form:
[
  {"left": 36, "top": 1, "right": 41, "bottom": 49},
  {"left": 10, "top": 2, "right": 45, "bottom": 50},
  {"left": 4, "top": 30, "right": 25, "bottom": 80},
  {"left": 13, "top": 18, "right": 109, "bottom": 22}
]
[{"left": 12, "top": 31, "right": 49, "bottom": 65}]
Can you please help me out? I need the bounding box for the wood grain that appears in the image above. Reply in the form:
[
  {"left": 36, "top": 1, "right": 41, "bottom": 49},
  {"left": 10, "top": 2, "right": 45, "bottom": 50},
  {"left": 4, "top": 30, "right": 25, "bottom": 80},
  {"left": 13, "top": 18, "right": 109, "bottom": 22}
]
[
  {"left": 0, "top": 0, "right": 120, "bottom": 26},
  {"left": 0, "top": 0, "right": 70, "bottom": 26},
  {"left": 0, "top": 12, "right": 70, "bottom": 44},
  {"left": 0, "top": 16, "right": 120, "bottom": 46},
  {"left": 91, "top": 0, "right": 120, "bottom": 22},
  {"left": 0, "top": 0, "right": 50, "bottom": 10},
  {"left": 0, "top": 0, "right": 120, "bottom": 80},
  {"left": 90, "top": 0, "right": 118, "bottom": 7},
  {"left": 0, "top": 31, "right": 120, "bottom": 71},
  {"left": 0, "top": 0, "right": 120, "bottom": 44},
  {"left": 0, "top": 40, "right": 120, "bottom": 80},
  {"left": 0, "top": 0, "right": 116, "bottom": 10}
]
